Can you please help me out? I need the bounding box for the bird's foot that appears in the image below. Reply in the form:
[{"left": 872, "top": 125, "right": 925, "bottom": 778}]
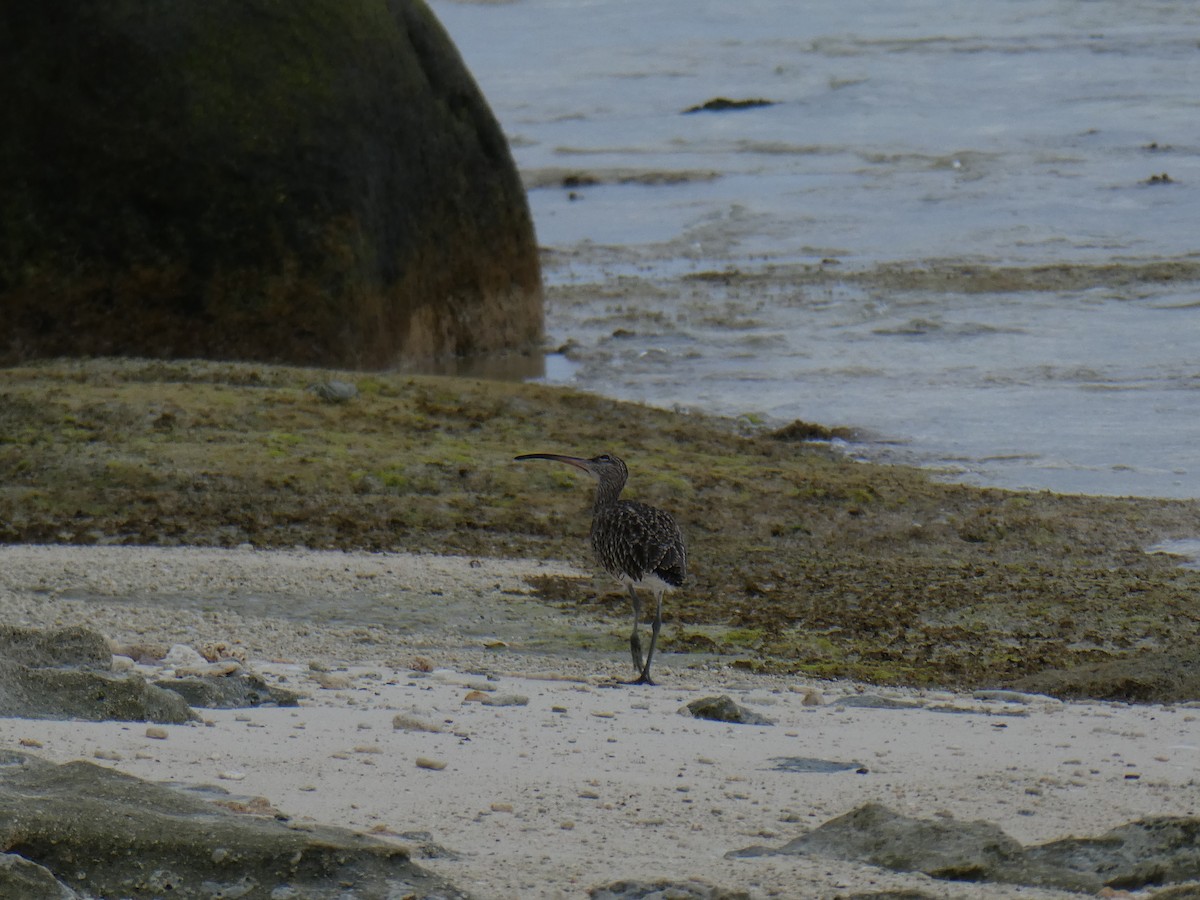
[{"left": 621, "top": 673, "right": 656, "bottom": 686}]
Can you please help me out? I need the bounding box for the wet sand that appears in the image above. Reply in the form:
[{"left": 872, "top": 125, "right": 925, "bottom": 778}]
[{"left": 3, "top": 545, "right": 1199, "bottom": 898}]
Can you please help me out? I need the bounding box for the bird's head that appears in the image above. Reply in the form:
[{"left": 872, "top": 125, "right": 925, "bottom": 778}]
[{"left": 514, "top": 452, "right": 628, "bottom": 483}]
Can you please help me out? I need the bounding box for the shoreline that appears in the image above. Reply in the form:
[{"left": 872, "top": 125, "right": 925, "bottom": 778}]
[{"left": 3, "top": 544, "right": 1200, "bottom": 898}]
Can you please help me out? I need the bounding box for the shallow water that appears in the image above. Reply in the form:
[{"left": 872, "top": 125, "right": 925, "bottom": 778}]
[{"left": 430, "top": 0, "right": 1200, "bottom": 498}]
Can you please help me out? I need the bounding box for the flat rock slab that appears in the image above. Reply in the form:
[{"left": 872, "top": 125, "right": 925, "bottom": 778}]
[
  {"left": 730, "top": 802, "right": 1200, "bottom": 893},
  {"left": 0, "top": 751, "right": 469, "bottom": 900}
]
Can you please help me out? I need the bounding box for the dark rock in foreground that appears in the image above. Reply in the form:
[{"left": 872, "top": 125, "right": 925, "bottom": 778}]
[
  {"left": 682, "top": 695, "right": 774, "bottom": 725},
  {"left": 730, "top": 802, "right": 1200, "bottom": 893},
  {"left": 0, "top": 751, "right": 469, "bottom": 900},
  {"left": 0, "top": 0, "right": 541, "bottom": 368}
]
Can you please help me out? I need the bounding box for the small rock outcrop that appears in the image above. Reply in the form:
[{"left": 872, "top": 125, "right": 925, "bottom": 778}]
[
  {"left": 682, "top": 695, "right": 774, "bottom": 725},
  {"left": 0, "top": 751, "right": 468, "bottom": 899},
  {"left": 0, "top": 0, "right": 541, "bottom": 368},
  {"left": 0, "top": 626, "right": 196, "bottom": 724},
  {"left": 731, "top": 802, "right": 1200, "bottom": 893}
]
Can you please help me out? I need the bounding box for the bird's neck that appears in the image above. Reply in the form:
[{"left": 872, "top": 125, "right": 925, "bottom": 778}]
[{"left": 593, "top": 477, "right": 624, "bottom": 512}]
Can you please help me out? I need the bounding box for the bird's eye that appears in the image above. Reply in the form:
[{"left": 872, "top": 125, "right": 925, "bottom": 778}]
[{"left": 597, "top": 454, "right": 611, "bottom": 462}]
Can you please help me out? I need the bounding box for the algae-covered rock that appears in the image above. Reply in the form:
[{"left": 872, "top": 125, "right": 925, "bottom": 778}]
[
  {"left": 0, "top": 852, "right": 80, "bottom": 900},
  {"left": 0, "top": 625, "right": 112, "bottom": 670},
  {"left": 0, "top": 661, "right": 198, "bottom": 724},
  {"left": 0, "top": 0, "right": 541, "bottom": 368},
  {"left": 0, "top": 625, "right": 197, "bottom": 723},
  {"left": 730, "top": 802, "right": 1200, "bottom": 893},
  {"left": 155, "top": 672, "right": 302, "bottom": 709},
  {"left": 0, "top": 751, "right": 469, "bottom": 899},
  {"left": 682, "top": 695, "right": 774, "bottom": 725}
]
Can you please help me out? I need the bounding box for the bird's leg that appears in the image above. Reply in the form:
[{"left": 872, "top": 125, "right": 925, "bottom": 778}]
[
  {"left": 626, "top": 584, "right": 644, "bottom": 674},
  {"left": 629, "top": 589, "right": 663, "bottom": 686}
]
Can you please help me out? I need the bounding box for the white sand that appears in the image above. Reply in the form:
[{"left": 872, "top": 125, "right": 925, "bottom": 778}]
[{"left": 2, "top": 546, "right": 1199, "bottom": 899}]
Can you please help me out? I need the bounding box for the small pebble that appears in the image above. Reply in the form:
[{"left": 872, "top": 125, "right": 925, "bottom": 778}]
[
  {"left": 94, "top": 749, "right": 123, "bottom": 761},
  {"left": 18, "top": 737, "right": 43, "bottom": 748},
  {"left": 218, "top": 771, "right": 246, "bottom": 781},
  {"left": 145, "top": 727, "right": 169, "bottom": 740},
  {"left": 490, "top": 802, "right": 514, "bottom": 813},
  {"left": 416, "top": 757, "right": 447, "bottom": 771}
]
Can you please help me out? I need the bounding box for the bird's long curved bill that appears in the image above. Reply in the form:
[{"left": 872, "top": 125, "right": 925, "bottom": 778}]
[{"left": 514, "top": 453, "right": 590, "bottom": 471}]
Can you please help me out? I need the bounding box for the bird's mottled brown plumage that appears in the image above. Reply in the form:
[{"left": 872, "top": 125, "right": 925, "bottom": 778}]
[{"left": 514, "top": 451, "right": 686, "bottom": 685}]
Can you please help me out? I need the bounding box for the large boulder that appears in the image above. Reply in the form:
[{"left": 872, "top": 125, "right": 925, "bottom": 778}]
[{"left": 0, "top": 0, "right": 541, "bottom": 367}]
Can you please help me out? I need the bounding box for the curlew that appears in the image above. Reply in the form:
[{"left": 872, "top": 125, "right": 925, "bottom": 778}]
[{"left": 514, "top": 452, "right": 686, "bottom": 685}]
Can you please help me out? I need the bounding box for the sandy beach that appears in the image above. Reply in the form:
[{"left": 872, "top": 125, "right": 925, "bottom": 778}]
[{"left": 2, "top": 545, "right": 1198, "bottom": 899}]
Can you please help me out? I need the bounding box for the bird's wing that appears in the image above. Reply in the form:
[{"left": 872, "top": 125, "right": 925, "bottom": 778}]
[{"left": 600, "top": 501, "right": 687, "bottom": 587}]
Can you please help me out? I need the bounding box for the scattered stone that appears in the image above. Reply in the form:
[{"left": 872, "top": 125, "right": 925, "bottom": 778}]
[
  {"left": 770, "top": 757, "right": 861, "bottom": 774},
  {"left": 682, "top": 695, "right": 774, "bottom": 726},
  {"left": 833, "top": 694, "right": 921, "bottom": 710},
  {"left": 174, "top": 660, "right": 242, "bottom": 678},
  {"left": 682, "top": 97, "right": 776, "bottom": 114},
  {"left": 111, "top": 642, "right": 169, "bottom": 664},
  {"left": 163, "top": 644, "right": 208, "bottom": 669},
  {"left": 93, "top": 750, "right": 122, "bottom": 762},
  {"left": 464, "top": 691, "right": 528, "bottom": 707},
  {"left": 314, "top": 672, "right": 353, "bottom": 690},
  {"left": 217, "top": 771, "right": 247, "bottom": 781},
  {"left": 416, "top": 757, "right": 447, "bottom": 771},
  {"left": 590, "top": 878, "right": 752, "bottom": 899},
  {"left": 0, "top": 751, "right": 465, "bottom": 898},
  {"left": 972, "top": 689, "right": 1055, "bottom": 704},
  {"left": 308, "top": 380, "right": 359, "bottom": 403},
  {"left": 729, "top": 802, "right": 1200, "bottom": 892},
  {"left": 199, "top": 641, "right": 248, "bottom": 663},
  {"left": 393, "top": 713, "right": 444, "bottom": 733},
  {"left": 145, "top": 727, "right": 169, "bottom": 740},
  {"left": 801, "top": 689, "right": 824, "bottom": 706},
  {"left": 490, "top": 802, "right": 513, "bottom": 813},
  {"left": 590, "top": 710, "right": 616, "bottom": 719},
  {"left": 18, "top": 738, "right": 43, "bottom": 749}
]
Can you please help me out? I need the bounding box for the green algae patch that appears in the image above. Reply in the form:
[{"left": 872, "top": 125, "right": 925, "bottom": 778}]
[{"left": 3, "top": 357, "right": 1200, "bottom": 699}]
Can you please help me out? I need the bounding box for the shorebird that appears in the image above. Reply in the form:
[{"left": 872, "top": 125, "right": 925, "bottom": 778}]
[{"left": 514, "top": 452, "right": 687, "bottom": 685}]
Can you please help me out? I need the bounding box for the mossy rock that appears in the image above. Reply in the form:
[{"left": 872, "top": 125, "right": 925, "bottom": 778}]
[{"left": 0, "top": 0, "right": 541, "bottom": 367}]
